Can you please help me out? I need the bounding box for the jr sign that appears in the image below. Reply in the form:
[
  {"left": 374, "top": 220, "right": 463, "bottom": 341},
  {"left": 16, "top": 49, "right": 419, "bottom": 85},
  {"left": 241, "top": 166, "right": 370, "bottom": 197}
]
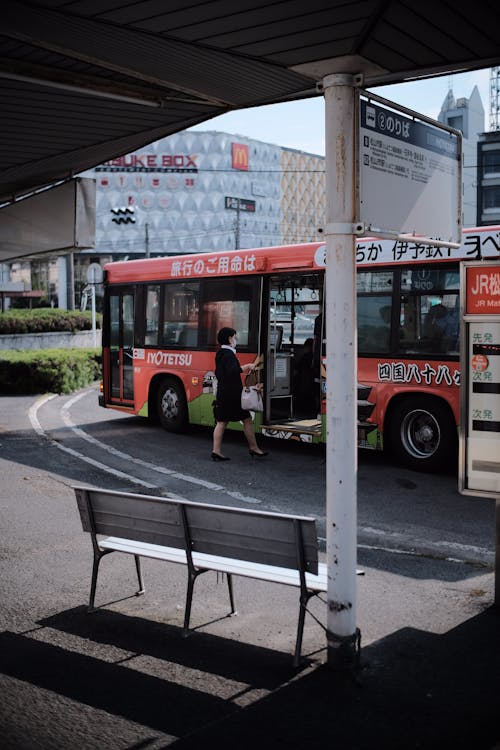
[{"left": 459, "top": 261, "right": 500, "bottom": 496}]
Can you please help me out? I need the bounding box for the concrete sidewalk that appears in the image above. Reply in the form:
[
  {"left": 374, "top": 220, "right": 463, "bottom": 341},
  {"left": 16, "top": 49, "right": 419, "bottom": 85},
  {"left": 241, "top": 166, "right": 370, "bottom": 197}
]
[{"left": 1, "top": 402, "right": 499, "bottom": 749}]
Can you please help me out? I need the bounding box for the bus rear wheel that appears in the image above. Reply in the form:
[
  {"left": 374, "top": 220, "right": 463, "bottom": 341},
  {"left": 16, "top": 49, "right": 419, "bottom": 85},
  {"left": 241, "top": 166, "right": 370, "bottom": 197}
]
[
  {"left": 157, "top": 378, "right": 188, "bottom": 433},
  {"left": 387, "top": 396, "right": 457, "bottom": 473}
]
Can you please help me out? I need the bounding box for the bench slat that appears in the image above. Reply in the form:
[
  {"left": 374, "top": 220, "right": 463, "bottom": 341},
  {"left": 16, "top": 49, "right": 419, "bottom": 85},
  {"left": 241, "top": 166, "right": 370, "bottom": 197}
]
[
  {"left": 185, "top": 505, "right": 318, "bottom": 574},
  {"left": 99, "top": 536, "right": 327, "bottom": 592}
]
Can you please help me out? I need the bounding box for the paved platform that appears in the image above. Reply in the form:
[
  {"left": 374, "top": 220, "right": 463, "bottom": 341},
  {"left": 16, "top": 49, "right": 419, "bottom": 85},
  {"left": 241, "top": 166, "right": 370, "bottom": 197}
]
[{"left": 1, "top": 395, "right": 499, "bottom": 749}]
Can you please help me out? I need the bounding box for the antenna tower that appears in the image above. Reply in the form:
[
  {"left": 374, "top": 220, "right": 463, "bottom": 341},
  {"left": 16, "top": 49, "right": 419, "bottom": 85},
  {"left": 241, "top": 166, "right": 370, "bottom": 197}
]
[{"left": 489, "top": 67, "right": 500, "bottom": 131}]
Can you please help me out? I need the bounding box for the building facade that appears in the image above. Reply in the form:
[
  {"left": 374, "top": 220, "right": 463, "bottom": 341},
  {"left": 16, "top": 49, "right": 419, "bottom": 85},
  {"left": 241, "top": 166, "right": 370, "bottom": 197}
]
[
  {"left": 80, "top": 130, "right": 325, "bottom": 260},
  {"left": 438, "top": 85, "right": 484, "bottom": 228},
  {"left": 476, "top": 130, "right": 500, "bottom": 226}
]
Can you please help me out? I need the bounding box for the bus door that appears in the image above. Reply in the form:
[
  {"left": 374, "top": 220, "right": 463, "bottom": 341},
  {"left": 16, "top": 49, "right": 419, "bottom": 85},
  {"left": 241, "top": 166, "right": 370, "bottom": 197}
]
[
  {"left": 266, "top": 273, "right": 321, "bottom": 422},
  {"left": 107, "top": 286, "right": 135, "bottom": 405}
]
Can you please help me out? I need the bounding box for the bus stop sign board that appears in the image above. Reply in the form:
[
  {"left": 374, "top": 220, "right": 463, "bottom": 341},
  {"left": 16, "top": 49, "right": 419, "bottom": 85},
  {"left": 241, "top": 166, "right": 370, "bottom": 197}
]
[
  {"left": 359, "top": 93, "right": 462, "bottom": 247},
  {"left": 459, "top": 262, "right": 500, "bottom": 497}
]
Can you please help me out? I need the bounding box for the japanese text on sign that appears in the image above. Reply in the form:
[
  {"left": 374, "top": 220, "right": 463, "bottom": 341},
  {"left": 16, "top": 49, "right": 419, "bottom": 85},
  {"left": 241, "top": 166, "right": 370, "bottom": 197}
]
[{"left": 359, "top": 97, "right": 461, "bottom": 244}]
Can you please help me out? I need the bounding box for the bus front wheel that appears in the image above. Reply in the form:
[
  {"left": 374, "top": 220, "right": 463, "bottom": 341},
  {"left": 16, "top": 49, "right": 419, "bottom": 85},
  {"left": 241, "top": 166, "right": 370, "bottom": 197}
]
[
  {"left": 387, "top": 396, "right": 457, "bottom": 473},
  {"left": 157, "top": 378, "right": 188, "bottom": 433}
]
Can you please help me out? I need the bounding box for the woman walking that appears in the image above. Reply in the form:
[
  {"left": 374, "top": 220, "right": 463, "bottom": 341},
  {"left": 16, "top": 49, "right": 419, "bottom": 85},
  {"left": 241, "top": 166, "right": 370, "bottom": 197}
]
[{"left": 212, "top": 326, "right": 268, "bottom": 461}]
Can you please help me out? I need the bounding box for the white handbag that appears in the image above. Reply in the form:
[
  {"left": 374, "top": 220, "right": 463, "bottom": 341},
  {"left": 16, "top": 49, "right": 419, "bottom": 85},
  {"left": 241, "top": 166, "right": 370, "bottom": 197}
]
[
  {"left": 241, "top": 370, "right": 263, "bottom": 411},
  {"left": 241, "top": 384, "right": 263, "bottom": 412}
]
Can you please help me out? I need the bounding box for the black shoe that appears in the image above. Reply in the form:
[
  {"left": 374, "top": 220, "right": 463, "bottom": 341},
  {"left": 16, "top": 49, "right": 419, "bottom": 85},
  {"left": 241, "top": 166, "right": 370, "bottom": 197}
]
[
  {"left": 249, "top": 449, "right": 268, "bottom": 458},
  {"left": 211, "top": 452, "right": 230, "bottom": 461}
]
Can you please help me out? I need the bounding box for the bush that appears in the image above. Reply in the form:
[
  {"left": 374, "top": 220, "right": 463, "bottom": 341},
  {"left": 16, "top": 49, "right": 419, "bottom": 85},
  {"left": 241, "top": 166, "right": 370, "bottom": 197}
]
[
  {"left": 0, "top": 308, "right": 101, "bottom": 335},
  {"left": 0, "top": 349, "right": 102, "bottom": 395}
]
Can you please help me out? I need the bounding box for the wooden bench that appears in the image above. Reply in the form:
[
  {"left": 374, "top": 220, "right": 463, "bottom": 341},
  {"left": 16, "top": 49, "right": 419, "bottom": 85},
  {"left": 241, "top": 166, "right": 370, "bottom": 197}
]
[{"left": 74, "top": 485, "right": 327, "bottom": 666}]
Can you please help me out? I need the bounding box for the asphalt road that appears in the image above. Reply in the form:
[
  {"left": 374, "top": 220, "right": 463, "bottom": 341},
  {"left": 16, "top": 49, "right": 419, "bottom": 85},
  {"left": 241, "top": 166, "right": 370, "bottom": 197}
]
[{"left": 2, "top": 385, "right": 496, "bottom": 567}]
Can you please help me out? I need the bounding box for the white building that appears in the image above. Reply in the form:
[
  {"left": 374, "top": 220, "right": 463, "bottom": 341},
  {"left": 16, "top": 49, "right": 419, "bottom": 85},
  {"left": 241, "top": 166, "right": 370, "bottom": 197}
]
[
  {"left": 81, "top": 130, "right": 324, "bottom": 258},
  {"left": 438, "top": 86, "right": 485, "bottom": 228}
]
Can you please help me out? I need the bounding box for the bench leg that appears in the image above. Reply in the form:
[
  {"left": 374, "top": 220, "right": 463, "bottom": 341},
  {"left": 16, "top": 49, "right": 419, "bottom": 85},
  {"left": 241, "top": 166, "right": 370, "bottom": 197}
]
[
  {"left": 294, "top": 592, "right": 313, "bottom": 668},
  {"left": 226, "top": 573, "right": 237, "bottom": 615},
  {"left": 182, "top": 570, "right": 198, "bottom": 637},
  {"left": 89, "top": 557, "right": 101, "bottom": 612},
  {"left": 134, "top": 555, "right": 145, "bottom": 595},
  {"left": 182, "top": 569, "right": 234, "bottom": 637},
  {"left": 88, "top": 549, "right": 112, "bottom": 612}
]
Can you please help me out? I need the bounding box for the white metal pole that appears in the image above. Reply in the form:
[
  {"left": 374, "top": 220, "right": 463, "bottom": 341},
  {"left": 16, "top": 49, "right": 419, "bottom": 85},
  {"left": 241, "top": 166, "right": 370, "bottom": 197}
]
[{"left": 323, "top": 73, "right": 360, "bottom": 668}]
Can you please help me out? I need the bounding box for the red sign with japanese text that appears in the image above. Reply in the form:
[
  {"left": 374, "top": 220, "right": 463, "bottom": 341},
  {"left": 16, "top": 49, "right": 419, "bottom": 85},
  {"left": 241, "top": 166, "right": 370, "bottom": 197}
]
[{"left": 466, "top": 265, "right": 500, "bottom": 314}]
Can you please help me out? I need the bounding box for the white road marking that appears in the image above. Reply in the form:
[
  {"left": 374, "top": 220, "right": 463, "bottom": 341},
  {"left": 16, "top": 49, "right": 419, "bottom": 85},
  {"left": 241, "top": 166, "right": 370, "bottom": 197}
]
[
  {"left": 29, "top": 394, "right": 156, "bottom": 489},
  {"left": 30, "top": 390, "right": 261, "bottom": 503},
  {"left": 358, "top": 525, "right": 492, "bottom": 562}
]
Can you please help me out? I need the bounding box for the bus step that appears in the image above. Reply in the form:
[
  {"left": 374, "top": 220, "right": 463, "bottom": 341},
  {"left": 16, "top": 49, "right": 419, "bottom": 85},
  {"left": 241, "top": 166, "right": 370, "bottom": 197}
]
[{"left": 262, "top": 419, "right": 322, "bottom": 434}]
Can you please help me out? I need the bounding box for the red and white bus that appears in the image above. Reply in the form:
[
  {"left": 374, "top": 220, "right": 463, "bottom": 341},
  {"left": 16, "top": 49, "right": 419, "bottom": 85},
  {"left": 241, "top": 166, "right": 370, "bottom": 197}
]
[{"left": 99, "top": 225, "right": 500, "bottom": 471}]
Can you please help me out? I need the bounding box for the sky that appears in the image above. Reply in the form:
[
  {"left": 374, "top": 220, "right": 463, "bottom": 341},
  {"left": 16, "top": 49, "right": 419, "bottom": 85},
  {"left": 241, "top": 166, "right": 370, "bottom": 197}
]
[{"left": 189, "top": 67, "right": 492, "bottom": 156}]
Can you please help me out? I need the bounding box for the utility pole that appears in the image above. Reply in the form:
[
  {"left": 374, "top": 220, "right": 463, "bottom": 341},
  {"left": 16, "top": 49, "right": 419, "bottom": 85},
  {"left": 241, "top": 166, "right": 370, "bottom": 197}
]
[
  {"left": 235, "top": 198, "right": 241, "bottom": 249},
  {"left": 65, "top": 253, "right": 75, "bottom": 310}
]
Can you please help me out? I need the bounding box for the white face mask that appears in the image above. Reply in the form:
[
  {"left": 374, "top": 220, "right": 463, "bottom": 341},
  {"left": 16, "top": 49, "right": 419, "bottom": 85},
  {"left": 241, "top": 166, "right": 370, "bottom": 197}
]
[{"left": 231, "top": 336, "right": 237, "bottom": 348}]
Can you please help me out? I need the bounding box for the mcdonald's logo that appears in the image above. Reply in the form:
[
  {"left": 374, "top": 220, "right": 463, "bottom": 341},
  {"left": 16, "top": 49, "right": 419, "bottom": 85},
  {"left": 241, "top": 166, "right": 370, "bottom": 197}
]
[{"left": 232, "top": 142, "right": 249, "bottom": 171}]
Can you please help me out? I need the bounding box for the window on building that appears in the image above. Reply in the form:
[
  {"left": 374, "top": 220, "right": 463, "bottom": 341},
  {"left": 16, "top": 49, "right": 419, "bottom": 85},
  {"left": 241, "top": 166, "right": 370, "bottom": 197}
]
[
  {"left": 483, "top": 151, "right": 500, "bottom": 175},
  {"left": 483, "top": 186, "right": 500, "bottom": 210}
]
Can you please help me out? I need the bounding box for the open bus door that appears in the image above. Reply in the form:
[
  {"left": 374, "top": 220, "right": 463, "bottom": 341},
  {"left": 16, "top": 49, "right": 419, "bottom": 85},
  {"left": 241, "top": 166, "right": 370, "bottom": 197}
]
[
  {"left": 262, "top": 272, "right": 324, "bottom": 440},
  {"left": 105, "top": 286, "right": 135, "bottom": 406}
]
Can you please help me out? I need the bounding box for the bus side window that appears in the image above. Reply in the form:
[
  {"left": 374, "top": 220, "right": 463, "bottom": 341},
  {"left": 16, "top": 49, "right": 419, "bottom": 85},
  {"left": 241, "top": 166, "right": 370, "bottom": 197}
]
[
  {"left": 161, "top": 281, "right": 200, "bottom": 348},
  {"left": 399, "top": 296, "right": 419, "bottom": 352},
  {"left": 357, "top": 296, "right": 392, "bottom": 354},
  {"left": 145, "top": 285, "right": 160, "bottom": 346},
  {"left": 422, "top": 295, "right": 459, "bottom": 354}
]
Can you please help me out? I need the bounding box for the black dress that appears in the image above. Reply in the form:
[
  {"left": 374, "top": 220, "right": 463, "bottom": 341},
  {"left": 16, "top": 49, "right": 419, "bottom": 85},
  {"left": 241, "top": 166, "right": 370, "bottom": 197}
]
[{"left": 214, "top": 346, "right": 251, "bottom": 422}]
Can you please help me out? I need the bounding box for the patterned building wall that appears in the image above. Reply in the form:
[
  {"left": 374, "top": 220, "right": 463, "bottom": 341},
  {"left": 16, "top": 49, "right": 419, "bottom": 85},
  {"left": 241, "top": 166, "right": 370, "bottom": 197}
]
[
  {"left": 82, "top": 131, "right": 284, "bottom": 256},
  {"left": 280, "top": 149, "right": 325, "bottom": 244}
]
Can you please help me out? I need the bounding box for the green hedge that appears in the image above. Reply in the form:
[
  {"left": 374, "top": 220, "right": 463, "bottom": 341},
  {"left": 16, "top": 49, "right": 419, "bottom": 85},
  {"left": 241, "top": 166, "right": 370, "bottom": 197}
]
[
  {"left": 0, "top": 308, "right": 101, "bottom": 335},
  {"left": 0, "top": 348, "right": 102, "bottom": 395}
]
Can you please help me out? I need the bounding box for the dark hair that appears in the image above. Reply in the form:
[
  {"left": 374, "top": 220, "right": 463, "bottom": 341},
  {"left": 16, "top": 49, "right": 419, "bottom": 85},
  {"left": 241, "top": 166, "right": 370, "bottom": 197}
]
[{"left": 217, "top": 327, "right": 236, "bottom": 345}]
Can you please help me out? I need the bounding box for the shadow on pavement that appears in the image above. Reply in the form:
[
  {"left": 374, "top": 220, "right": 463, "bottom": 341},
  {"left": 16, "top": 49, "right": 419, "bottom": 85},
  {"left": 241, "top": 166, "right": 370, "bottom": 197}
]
[
  {"left": 39, "top": 606, "right": 300, "bottom": 689},
  {"left": 2, "top": 606, "right": 499, "bottom": 749},
  {"left": 0, "top": 630, "right": 235, "bottom": 739},
  {"left": 169, "top": 606, "right": 500, "bottom": 750}
]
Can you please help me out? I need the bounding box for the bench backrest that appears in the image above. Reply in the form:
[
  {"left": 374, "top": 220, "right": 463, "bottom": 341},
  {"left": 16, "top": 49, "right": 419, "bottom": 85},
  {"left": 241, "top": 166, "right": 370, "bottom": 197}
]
[{"left": 74, "top": 487, "right": 319, "bottom": 575}]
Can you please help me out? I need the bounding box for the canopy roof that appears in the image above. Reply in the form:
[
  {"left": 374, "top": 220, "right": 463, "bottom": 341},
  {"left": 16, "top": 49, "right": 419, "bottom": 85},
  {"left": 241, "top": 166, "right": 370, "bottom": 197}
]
[{"left": 1, "top": 1, "right": 499, "bottom": 219}]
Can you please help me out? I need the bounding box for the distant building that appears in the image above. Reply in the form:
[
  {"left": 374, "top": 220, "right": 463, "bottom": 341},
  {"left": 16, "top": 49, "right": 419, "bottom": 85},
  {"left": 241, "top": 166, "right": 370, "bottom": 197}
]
[
  {"left": 438, "top": 86, "right": 485, "bottom": 228},
  {"left": 476, "top": 130, "right": 500, "bottom": 226},
  {"left": 80, "top": 130, "right": 325, "bottom": 261},
  {"left": 281, "top": 147, "right": 325, "bottom": 244}
]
